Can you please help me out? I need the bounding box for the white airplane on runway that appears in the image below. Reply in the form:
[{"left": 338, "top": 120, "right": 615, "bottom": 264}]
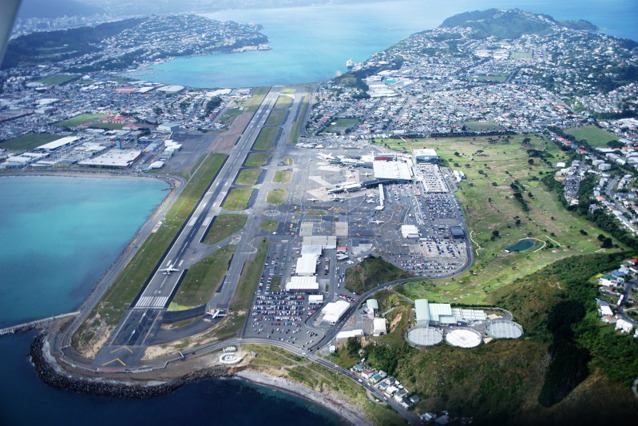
[{"left": 160, "top": 263, "right": 180, "bottom": 275}]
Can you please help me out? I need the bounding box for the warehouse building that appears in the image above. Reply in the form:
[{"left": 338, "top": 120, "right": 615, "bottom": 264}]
[
  {"left": 321, "top": 300, "right": 350, "bottom": 324},
  {"left": 286, "top": 276, "right": 319, "bottom": 292},
  {"left": 415, "top": 299, "right": 487, "bottom": 327}
]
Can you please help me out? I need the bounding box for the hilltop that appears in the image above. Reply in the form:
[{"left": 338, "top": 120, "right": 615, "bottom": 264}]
[
  {"left": 440, "top": 8, "right": 598, "bottom": 39},
  {"left": 2, "top": 14, "right": 268, "bottom": 71}
]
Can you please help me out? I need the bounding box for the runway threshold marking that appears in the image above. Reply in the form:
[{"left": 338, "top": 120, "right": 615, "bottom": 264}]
[
  {"left": 102, "top": 357, "right": 126, "bottom": 367},
  {"left": 110, "top": 346, "right": 133, "bottom": 354}
]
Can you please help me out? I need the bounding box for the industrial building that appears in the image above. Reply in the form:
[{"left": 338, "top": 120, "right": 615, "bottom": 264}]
[
  {"left": 78, "top": 149, "right": 142, "bottom": 168},
  {"left": 308, "top": 295, "right": 324, "bottom": 305},
  {"left": 35, "top": 136, "right": 79, "bottom": 152},
  {"left": 401, "top": 225, "right": 420, "bottom": 239},
  {"left": 336, "top": 329, "right": 364, "bottom": 340},
  {"left": 295, "top": 254, "right": 318, "bottom": 276},
  {"left": 373, "top": 318, "right": 387, "bottom": 336},
  {"left": 413, "top": 148, "right": 438, "bottom": 164},
  {"left": 366, "top": 299, "right": 379, "bottom": 319},
  {"left": 286, "top": 276, "right": 319, "bottom": 292},
  {"left": 450, "top": 226, "right": 466, "bottom": 239},
  {"left": 321, "top": 300, "right": 350, "bottom": 324},
  {"left": 415, "top": 299, "right": 487, "bottom": 327},
  {"left": 372, "top": 159, "right": 413, "bottom": 182},
  {"left": 157, "top": 122, "right": 180, "bottom": 133}
]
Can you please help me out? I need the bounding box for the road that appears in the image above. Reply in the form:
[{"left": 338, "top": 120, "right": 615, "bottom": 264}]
[{"left": 618, "top": 278, "right": 638, "bottom": 326}]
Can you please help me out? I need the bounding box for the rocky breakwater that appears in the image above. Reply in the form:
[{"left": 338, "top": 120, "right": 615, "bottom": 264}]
[{"left": 30, "top": 333, "right": 231, "bottom": 398}]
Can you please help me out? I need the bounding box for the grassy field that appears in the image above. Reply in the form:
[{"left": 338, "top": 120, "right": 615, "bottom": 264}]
[
  {"left": 510, "top": 51, "right": 532, "bottom": 60},
  {"left": 0, "top": 133, "right": 59, "bottom": 151},
  {"left": 54, "top": 113, "right": 108, "bottom": 127},
  {"left": 325, "top": 118, "right": 359, "bottom": 135},
  {"left": 213, "top": 239, "right": 268, "bottom": 340},
  {"left": 468, "top": 73, "right": 509, "bottom": 82},
  {"left": 203, "top": 214, "right": 247, "bottom": 245},
  {"left": 305, "top": 209, "right": 327, "bottom": 216},
  {"left": 376, "top": 134, "right": 620, "bottom": 304},
  {"left": 89, "top": 122, "right": 125, "bottom": 130},
  {"left": 259, "top": 220, "right": 279, "bottom": 231},
  {"left": 37, "top": 74, "right": 78, "bottom": 85},
  {"left": 243, "top": 87, "right": 270, "bottom": 112},
  {"left": 235, "top": 168, "right": 261, "bottom": 185},
  {"left": 244, "top": 152, "right": 271, "bottom": 167},
  {"left": 267, "top": 189, "right": 287, "bottom": 205},
  {"left": 222, "top": 188, "right": 253, "bottom": 211},
  {"left": 346, "top": 256, "right": 413, "bottom": 294},
  {"left": 464, "top": 121, "right": 501, "bottom": 132},
  {"left": 72, "top": 153, "right": 227, "bottom": 352},
  {"left": 265, "top": 95, "right": 292, "bottom": 127},
  {"left": 565, "top": 125, "right": 618, "bottom": 148},
  {"left": 169, "top": 246, "right": 236, "bottom": 309},
  {"left": 253, "top": 126, "right": 280, "bottom": 150},
  {"left": 273, "top": 170, "right": 292, "bottom": 183}
]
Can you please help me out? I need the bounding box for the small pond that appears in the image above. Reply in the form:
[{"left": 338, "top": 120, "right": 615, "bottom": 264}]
[{"left": 504, "top": 239, "right": 536, "bottom": 252}]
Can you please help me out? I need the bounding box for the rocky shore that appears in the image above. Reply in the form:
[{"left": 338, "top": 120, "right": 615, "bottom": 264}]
[
  {"left": 30, "top": 334, "right": 230, "bottom": 399},
  {"left": 30, "top": 334, "right": 371, "bottom": 425}
]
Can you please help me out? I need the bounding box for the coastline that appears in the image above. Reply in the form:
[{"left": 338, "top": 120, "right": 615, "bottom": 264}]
[
  {"left": 234, "top": 370, "right": 373, "bottom": 426},
  {"left": 30, "top": 333, "right": 371, "bottom": 425}
]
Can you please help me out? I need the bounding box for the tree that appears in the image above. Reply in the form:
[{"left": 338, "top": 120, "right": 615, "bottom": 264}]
[
  {"left": 347, "top": 337, "right": 362, "bottom": 357},
  {"left": 528, "top": 158, "right": 535, "bottom": 165},
  {"left": 601, "top": 237, "right": 613, "bottom": 249},
  {"left": 491, "top": 230, "right": 500, "bottom": 239}
]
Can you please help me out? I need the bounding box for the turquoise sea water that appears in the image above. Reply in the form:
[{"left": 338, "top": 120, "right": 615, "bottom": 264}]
[
  {"left": 129, "top": 0, "right": 638, "bottom": 88},
  {"left": 0, "top": 176, "right": 169, "bottom": 327},
  {"left": 0, "top": 176, "right": 340, "bottom": 425}
]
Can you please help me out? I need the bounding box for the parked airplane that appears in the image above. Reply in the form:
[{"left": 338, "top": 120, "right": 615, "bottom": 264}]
[{"left": 370, "top": 219, "right": 384, "bottom": 225}]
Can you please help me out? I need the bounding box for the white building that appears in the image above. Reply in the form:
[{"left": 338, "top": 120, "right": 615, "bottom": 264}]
[
  {"left": 373, "top": 318, "right": 387, "bottom": 336},
  {"left": 321, "top": 300, "right": 350, "bottom": 324},
  {"left": 286, "top": 276, "right": 319, "bottom": 292},
  {"left": 615, "top": 318, "right": 634, "bottom": 334},
  {"left": 401, "top": 225, "right": 420, "bottom": 239},
  {"left": 295, "top": 254, "right": 318, "bottom": 276}
]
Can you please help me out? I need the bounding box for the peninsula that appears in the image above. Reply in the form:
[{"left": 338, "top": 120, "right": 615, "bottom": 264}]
[{"left": 1, "top": 8, "right": 638, "bottom": 425}]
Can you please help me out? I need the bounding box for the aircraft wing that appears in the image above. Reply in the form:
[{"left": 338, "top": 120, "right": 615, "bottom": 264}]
[{"left": 0, "top": 0, "right": 21, "bottom": 66}]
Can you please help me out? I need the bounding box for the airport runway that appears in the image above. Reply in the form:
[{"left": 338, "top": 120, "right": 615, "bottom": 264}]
[{"left": 93, "top": 88, "right": 283, "bottom": 367}]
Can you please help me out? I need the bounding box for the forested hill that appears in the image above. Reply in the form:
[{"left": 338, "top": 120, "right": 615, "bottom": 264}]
[{"left": 440, "top": 8, "right": 598, "bottom": 39}]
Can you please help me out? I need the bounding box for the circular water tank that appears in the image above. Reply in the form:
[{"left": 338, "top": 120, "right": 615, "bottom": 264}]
[{"left": 445, "top": 328, "right": 482, "bottom": 348}]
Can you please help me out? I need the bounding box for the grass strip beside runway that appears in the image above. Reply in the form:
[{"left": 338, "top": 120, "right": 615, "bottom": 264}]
[
  {"left": 213, "top": 239, "right": 268, "bottom": 340},
  {"left": 169, "top": 245, "right": 236, "bottom": 309},
  {"left": 203, "top": 214, "right": 247, "bottom": 245}
]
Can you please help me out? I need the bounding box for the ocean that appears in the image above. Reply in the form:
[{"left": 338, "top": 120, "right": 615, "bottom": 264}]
[
  {"left": 129, "top": 0, "right": 638, "bottom": 88},
  {"left": 0, "top": 176, "right": 340, "bottom": 426}
]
